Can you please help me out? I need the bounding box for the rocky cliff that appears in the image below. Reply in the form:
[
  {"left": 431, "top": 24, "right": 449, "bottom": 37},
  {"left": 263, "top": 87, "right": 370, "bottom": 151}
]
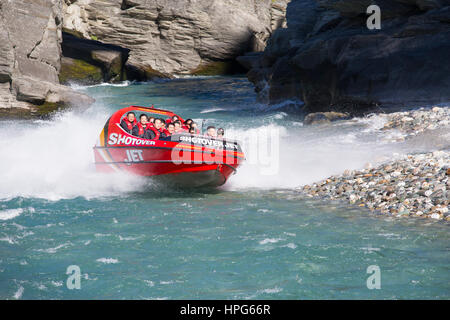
[
  {"left": 0, "top": 0, "right": 93, "bottom": 118},
  {"left": 243, "top": 0, "right": 450, "bottom": 114},
  {"left": 62, "top": 0, "right": 290, "bottom": 79},
  {"left": 1, "top": 0, "right": 290, "bottom": 116}
]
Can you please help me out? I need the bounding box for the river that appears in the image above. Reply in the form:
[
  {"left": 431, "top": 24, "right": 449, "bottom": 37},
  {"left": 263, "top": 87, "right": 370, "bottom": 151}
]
[{"left": 0, "top": 76, "right": 448, "bottom": 299}]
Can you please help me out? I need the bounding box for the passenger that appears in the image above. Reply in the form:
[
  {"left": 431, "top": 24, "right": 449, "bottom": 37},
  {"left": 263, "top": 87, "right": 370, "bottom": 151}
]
[
  {"left": 206, "top": 125, "right": 217, "bottom": 138},
  {"left": 183, "top": 118, "right": 193, "bottom": 130},
  {"left": 145, "top": 118, "right": 163, "bottom": 140},
  {"left": 157, "top": 118, "right": 168, "bottom": 139},
  {"left": 173, "top": 120, "right": 184, "bottom": 133},
  {"left": 120, "top": 112, "right": 137, "bottom": 133},
  {"left": 217, "top": 128, "right": 224, "bottom": 139},
  {"left": 161, "top": 121, "right": 170, "bottom": 138},
  {"left": 188, "top": 127, "right": 195, "bottom": 134},
  {"left": 166, "top": 115, "right": 178, "bottom": 125},
  {"left": 144, "top": 128, "right": 157, "bottom": 140},
  {"left": 148, "top": 117, "right": 155, "bottom": 126},
  {"left": 167, "top": 123, "right": 175, "bottom": 136},
  {"left": 132, "top": 114, "right": 149, "bottom": 138},
  {"left": 190, "top": 121, "right": 200, "bottom": 134},
  {"left": 184, "top": 119, "right": 193, "bottom": 127}
]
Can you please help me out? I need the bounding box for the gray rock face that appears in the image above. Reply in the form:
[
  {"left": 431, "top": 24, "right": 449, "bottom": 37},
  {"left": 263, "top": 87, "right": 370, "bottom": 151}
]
[
  {"left": 244, "top": 0, "right": 450, "bottom": 113},
  {"left": 0, "top": 0, "right": 94, "bottom": 117},
  {"left": 62, "top": 0, "right": 290, "bottom": 78}
]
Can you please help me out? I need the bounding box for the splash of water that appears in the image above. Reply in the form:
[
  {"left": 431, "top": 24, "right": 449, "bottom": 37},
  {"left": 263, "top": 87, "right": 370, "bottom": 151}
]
[
  {"left": 226, "top": 114, "right": 444, "bottom": 190},
  {"left": 0, "top": 107, "right": 145, "bottom": 201},
  {"left": 0, "top": 88, "right": 445, "bottom": 200}
]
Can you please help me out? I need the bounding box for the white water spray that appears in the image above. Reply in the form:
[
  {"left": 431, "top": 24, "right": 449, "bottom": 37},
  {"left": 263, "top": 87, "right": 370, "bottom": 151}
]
[
  {"left": 0, "top": 81, "right": 446, "bottom": 200},
  {"left": 0, "top": 107, "right": 145, "bottom": 201},
  {"left": 226, "top": 113, "right": 443, "bottom": 190}
]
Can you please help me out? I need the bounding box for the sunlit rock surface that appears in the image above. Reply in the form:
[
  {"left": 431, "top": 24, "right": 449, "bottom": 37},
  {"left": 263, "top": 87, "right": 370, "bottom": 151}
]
[
  {"left": 0, "top": 0, "right": 93, "bottom": 117},
  {"left": 62, "top": 0, "right": 290, "bottom": 79}
]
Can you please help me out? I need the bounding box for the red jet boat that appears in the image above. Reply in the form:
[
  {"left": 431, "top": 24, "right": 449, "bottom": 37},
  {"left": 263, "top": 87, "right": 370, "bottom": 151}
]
[{"left": 93, "top": 106, "right": 245, "bottom": 187}]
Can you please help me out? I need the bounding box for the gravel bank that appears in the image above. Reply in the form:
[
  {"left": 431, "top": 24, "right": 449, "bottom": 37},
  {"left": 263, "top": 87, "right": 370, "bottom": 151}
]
[
  {"left": 380, "top": 106, "right": 450, "bottom": 139},
  {"left": 299, "top": 107, "right": 450, "bottom": 221}
]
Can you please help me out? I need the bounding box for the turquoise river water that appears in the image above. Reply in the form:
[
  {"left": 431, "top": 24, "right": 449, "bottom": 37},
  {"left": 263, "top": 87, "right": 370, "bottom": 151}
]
[{"left": 0, "top": 76, "right": 448, "bottom": 299}]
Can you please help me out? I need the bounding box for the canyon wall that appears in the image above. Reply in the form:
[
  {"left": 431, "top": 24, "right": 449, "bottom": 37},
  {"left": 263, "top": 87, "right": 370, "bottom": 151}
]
[
  {"left": 1, "top": 0, "right": 289, "bottom": 116},
  {"left": 243, "top": 0, "right": 450, "bottom": 113},
  {"left": 0, "top": 0, "right": 93, "bottom": 117},
  {"left": 62, "top": 0, "right": 290, "bottom": 79}
]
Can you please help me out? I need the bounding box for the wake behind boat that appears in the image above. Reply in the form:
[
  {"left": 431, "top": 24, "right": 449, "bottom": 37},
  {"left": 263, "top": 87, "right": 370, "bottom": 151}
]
[{"left": 93, "top": 105, "right": 245, "bottom": 187}]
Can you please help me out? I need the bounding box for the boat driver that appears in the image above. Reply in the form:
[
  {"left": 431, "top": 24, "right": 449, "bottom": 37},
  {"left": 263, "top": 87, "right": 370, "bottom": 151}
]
[{"left": 120, "top": 112, "right": 137, "bottom": 134}]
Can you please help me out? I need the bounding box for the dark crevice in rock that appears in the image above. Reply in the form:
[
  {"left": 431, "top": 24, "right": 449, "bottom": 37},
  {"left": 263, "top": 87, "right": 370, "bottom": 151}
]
[
  {"left": 61, "top": 32, "right": 130, "bottom": 84},
  {"left": 120, "top": 0, "right": 138, "bottom": 11}
]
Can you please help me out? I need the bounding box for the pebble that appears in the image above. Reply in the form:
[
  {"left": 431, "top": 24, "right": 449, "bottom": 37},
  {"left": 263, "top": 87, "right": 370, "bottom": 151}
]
[
  {"left": 299, "top": 150, "right": 450, "bottom": 221},
  {"left": 380, "top": 106, "right": 450, "bottom": 138}
]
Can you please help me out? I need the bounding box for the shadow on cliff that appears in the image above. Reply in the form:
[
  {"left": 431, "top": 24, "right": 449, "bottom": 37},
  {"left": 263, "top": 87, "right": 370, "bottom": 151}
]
[{"left": 242, "top": 0, "right": 450, "bottom": 115}]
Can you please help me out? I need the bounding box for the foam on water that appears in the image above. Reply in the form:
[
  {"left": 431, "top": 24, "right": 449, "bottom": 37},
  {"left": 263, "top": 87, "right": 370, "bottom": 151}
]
[
  {"left": 0, "top": 107, "right": 145, "bottom": 201},
  {"left": 70, "top": 81, "right": 133, "bottom": 90},
  {"left": 96, "top": 258, "right": 119, "bottom": 264},
  {"left": 1, "top": 78, "right": 449, "bottom": 300},
  {"left": 0, "top": 79, "right": 446, "bottom": 201},
  {"left": 225, "top": 116, "right": 413, "bottom": 190},
  {"left": 200, "top": 107, "right": 227, "bottom": 114},
  {"left": 0, "top": 208, "right": 24, "bottom": 221},
  {"left": 13, "top": 286, "right": 24, "bottom": 300},
  {"left": 0, "top": 105, "right": 437, "bottom": 200}
]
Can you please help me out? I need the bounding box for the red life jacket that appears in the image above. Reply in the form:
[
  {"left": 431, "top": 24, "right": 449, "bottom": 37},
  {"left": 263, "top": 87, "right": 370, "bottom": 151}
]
[
  {"left": 147, "top": 126, "right": 160, "bottom": 140},
  {"left": 123, "top": 118, "right": 137, "bottom": 131},
  {"left": 136, "top": 122, "right": 146, "bottom": 136},
  {"left": 165, "top": 119, "right": 172, "bottom": 124},
  {"left": 163, "top": 129, "right": 170, "bottom": 137}
]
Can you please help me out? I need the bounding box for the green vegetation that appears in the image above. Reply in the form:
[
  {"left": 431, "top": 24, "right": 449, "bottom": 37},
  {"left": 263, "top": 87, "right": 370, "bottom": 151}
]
[
  {"left": 32, "top": 101, "right": 62, "bottom": 118},
  {"left": 59, "top": 57, "right": 103, "bottom": 85}
]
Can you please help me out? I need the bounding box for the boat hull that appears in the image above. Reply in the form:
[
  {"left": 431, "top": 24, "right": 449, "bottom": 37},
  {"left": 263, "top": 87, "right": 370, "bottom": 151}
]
[{"left": 94, "top": 148, "right": 238, "bottom": 187}]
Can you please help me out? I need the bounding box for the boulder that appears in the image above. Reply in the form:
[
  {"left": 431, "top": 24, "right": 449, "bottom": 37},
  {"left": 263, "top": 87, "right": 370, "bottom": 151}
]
[{"left": 304, "top": 112, "right": 351, "bottom": 125}]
